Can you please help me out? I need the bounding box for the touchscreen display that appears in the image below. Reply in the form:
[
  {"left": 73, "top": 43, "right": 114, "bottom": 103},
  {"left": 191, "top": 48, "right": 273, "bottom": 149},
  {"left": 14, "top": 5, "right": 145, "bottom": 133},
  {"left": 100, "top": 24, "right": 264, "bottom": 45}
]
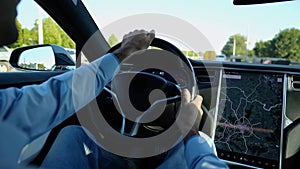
[{"left": 214, "top": 70, "right": 284, "bottom": 168}]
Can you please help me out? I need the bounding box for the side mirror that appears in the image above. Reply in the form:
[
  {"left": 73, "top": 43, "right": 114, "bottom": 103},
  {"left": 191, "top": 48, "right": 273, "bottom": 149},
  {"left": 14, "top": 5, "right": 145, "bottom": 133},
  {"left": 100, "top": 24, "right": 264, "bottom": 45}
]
[{"left": 9, "top": 44, "right": 75, "bottom": 71}]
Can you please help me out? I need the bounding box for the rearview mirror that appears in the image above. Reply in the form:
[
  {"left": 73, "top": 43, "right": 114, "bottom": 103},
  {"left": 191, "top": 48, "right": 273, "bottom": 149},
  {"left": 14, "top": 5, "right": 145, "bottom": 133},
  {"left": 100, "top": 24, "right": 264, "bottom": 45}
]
[
  {"left": 233, "top": 0, "right": 293, "bottom": 5},
  {"left": 10, "top": 44, "right": 75, "bottom": 71}
]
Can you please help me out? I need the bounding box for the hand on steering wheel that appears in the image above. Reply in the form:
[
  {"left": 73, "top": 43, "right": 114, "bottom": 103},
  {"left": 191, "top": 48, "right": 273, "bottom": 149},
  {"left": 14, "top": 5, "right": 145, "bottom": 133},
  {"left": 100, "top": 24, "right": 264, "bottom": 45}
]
[
  {"left": 112, "top": 29, "right": 155, "bottom": 62},
  {"left": 76, "top": 30, "right": 206, "bottom": 159},
  {"left": 103, "top": 35, "right": 199, "bottom": 138}
]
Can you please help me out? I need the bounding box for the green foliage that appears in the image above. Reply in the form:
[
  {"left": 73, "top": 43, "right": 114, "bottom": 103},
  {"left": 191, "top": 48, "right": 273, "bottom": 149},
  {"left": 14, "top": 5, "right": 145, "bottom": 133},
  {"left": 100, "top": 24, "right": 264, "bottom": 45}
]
[
  {"left": 22, "top": 28, "right": 32, "bottom": 45},
  {"left": 108, "top": 34, "right": 119, "bottom": 47},
  {"left": 9, "top": 17, "right": 75, "bottom": 49},
  {"left": 221, "top": 34, "right": 247, "bottom": 57},
  {"left": 253, "top": 28, "right": 300, "bottom": 61},
  {"left": 29, "top": 20, "right": 39, "bottom": 44},
  {"left": 187, "top": 51, "right": 198, "bottom": 56},
  {"left": 182, "top": 50, "right": 200, "bottom": 59},
  {"left": 22, "top": 28, "right": 38, "bottom": 45},
  {"left": 8, "top": 20, "right": 23, "bottom": 48},
  {"left": 253, "top": 40, "right": 274, "bottom": 58},
  {"left": 43, "top": 18, "right": 62, "bottom": 45},
  {"left": 273, "top": 28, "right": 300, "bottom": 61},
  {"left": 247, "top": 50, "right": 255, "bottom": 57},
  {"left": 42, "top": 18, "right": 75, "bottom": 48},
  {"left": 60, "top": 30, "right": 75, "bottom": 48},
  {"left": 203, "top": 51, "right": 216, "bottom": 60},
  {"left": 37, "top": 64, "right": 46, "bottom": 70}
]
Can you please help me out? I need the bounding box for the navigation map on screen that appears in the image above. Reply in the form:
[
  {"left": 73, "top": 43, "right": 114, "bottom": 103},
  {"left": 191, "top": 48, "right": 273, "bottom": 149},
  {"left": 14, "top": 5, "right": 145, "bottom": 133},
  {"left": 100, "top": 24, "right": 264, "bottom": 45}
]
[{"left": 214, "top": 70, "right": 283, "bottom": 167}]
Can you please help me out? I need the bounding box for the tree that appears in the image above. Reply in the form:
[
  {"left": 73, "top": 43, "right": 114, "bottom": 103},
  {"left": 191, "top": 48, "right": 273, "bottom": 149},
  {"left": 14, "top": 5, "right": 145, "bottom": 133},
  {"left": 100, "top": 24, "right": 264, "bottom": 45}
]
[
  {"left": 7, "top": 17, "right": 74, "bottom": 49},
  {"left": 108, "top": 34, "right": 119, "bottom": 47},
  {"left": 253, "top": 28, "right": 300, "bottom": 61},
  {"left": 8, "top": 20, "right": 24, "bottom": 48},
  {"left": 37, "top": 64, "right": 46, "bottom": 70},
  {"left": 43, "top": 18, "right": 62, "bottom": 45},
  {"left": 60, "top": 29, "right": 75, "bottom": 48},
  {"left": 221, "top": 34, "right": 247, "bottom": 57},
  {"left": 273, "top": 28, "right": 300, "bottom": 61},
  {"left": 41, "top": 17, "right": 75, "bottom": 48},
  {"left": 248, "top": 50, "right": 255, "bottom": 57},
  {"left": 203, "top": 50, "right": 216, "bottom": 60},
  {"left": 29, "top": 19, "right": 39, "bottom": 45},
  {"left": 22, "top": 28, "right": 38, "bottom": 46},
  {"left": 253, "top": 40, "right": 274, "bottom": 58}
]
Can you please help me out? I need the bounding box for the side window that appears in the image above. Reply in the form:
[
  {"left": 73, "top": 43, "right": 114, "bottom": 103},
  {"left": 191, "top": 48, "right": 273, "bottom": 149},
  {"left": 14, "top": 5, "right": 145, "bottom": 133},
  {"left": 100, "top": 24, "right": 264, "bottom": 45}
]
[
  {"left": 0, "top": 46, "right": 12, "bottom": 72},
  {"left": 0, "top": 1, "right": 75, "bottom": 73}
]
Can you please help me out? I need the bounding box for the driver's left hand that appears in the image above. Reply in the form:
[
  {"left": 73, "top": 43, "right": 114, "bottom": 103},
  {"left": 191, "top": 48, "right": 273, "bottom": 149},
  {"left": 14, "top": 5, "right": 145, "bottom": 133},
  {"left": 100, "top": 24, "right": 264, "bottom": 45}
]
[{"left": 113, "top": 29, "right": 155, "bottom": 62}]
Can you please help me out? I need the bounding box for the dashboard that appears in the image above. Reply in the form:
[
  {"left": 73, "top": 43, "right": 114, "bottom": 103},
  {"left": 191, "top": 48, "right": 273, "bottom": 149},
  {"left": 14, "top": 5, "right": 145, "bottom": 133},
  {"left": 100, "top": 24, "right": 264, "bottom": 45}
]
[
  {"left": 119, "top": 58, "right": 300, "bottom": 169},
  {"left": 191, "top": 60, "right": 300, "bottom": 169},
  {"left": 2, "top": 48, "right": 299, "bottom": 168},
  {"left": 4, "top": 46, "right": 297, "bottom": 168}
]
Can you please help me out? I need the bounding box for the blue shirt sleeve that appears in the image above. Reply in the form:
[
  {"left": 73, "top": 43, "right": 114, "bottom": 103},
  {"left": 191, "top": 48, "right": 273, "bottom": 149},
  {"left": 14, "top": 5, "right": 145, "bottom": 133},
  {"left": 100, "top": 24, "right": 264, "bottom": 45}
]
[
  {"left": 0, "top": 53, "right": 120, "bottom": 141},
  {"left": 185, "top": 135, "right": 229, "bottom": 169}
]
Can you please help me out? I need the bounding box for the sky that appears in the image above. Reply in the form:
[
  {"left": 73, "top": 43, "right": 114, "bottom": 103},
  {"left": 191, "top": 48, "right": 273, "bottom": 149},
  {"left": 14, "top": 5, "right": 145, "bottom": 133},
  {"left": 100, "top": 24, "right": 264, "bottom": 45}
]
[{"left": 17, "top": 0, "right": 300, "bottom": 54}]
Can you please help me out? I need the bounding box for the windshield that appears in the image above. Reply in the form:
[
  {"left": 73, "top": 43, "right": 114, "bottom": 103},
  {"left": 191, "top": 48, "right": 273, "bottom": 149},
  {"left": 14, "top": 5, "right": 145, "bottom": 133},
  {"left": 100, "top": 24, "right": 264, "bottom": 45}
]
[
  {"left": 82, "top": 0, "right": 300, "bottom": 64},
  {"left": 15, "top": 0, "right": 300, "bottom": 65}
]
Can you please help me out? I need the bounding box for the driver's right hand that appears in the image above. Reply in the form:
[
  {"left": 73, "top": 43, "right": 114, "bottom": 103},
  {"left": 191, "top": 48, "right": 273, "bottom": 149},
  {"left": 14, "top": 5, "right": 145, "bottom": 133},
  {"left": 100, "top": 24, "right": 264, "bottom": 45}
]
[{"left": 181, "top": 89, "right": 204, "bottom": 142}]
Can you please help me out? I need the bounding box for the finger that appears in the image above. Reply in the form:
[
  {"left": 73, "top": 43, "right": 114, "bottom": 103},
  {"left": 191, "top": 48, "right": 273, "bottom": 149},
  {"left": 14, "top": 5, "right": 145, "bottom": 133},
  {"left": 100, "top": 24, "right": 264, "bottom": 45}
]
[
  {"left": 124, "top": 29, "right": 142, "bottom": 39},
  {"left": 133, "top": 30, "right": 148, "bottom": 37},
  {"left": 148, "top": 34, "right": 155, "bottom": 44},
  {"left": 182, "top": 88, "right": 191, "bottom": 104},
  {"left": 149, "top": 29, "right": 155, "bottom": 34},
  {"left": 124, "top": 30, "right": 148, "bottom": 40},
  {"left": 134, "top": 29, "right": 147, "bottom": 34},
  {"left": 147, "top": 29, "right": 155, "bottom": 41},
  {"left": 123, "top": 32, "right": 131, "bottom": 39},
  {"left": 192, "top": 95, "right": 203, "bottom": 111}
]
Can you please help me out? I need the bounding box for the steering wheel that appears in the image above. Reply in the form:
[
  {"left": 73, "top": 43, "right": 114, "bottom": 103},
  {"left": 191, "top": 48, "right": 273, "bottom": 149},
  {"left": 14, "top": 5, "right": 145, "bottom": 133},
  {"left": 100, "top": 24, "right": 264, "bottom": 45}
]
[{"left": 98, "top": 38, "right": 198, "bottom": 137}]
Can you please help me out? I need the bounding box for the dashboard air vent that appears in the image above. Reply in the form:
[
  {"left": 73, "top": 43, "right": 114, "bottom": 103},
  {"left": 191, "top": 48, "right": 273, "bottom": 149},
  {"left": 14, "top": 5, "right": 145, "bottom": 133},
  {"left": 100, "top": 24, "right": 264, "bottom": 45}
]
[
  {"left": 292, "top": 75, "right": 300, "bottom": 91},
  {"left": 194, "top": 68, "right": 218, "bottom": 88}
]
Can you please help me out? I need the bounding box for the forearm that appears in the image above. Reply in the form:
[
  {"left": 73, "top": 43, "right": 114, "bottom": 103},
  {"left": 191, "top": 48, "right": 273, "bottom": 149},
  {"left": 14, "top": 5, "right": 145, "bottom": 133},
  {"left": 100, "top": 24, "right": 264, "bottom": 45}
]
[{"left": 0, "top": 53, "right": 119, "bottom": 141}]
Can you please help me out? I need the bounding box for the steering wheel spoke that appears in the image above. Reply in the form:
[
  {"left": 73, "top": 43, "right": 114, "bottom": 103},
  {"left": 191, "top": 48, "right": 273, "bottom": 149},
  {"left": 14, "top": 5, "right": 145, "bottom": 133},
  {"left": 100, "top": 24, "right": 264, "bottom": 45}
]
[{"left": 98, "top": 38, "right": 198, "bottom": 137}]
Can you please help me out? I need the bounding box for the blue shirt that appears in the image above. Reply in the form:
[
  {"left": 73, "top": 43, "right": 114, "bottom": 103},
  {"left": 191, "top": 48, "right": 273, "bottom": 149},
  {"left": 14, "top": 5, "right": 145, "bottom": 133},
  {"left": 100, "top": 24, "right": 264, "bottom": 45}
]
[
  {"left": 0, "top": 53, "right": 119, "bottom": 168},
  {"left": 0, "top": 53, "right": 228, "bottom": 169}
]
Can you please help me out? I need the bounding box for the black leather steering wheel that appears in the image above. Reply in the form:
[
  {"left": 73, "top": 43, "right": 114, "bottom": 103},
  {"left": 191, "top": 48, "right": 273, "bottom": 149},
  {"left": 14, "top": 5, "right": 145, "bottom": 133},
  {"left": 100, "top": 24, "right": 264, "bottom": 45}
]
[{"left": 98, "top": 38, "right": 198, "bottom": 137}]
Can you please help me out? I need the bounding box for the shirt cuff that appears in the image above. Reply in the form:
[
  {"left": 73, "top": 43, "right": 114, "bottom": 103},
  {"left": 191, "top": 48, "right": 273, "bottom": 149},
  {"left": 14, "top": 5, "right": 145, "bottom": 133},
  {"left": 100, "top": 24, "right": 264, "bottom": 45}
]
[{"left": 108, "top": 53, "right": 121, "bottom": 64}]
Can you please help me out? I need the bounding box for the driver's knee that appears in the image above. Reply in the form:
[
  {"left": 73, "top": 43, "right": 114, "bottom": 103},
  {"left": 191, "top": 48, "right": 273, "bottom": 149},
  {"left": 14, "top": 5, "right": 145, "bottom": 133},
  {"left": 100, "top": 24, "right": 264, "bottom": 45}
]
[
  {"left": 58, "top": 125, "right": 86, "bottom": 139},
  {"left": 157, "top": 142, "right": 188, "bottom": 169},
  {"left": 42, "top": 125, "right": 99, "bottom": 166},
  {"left": 53, "top": 125, "right": 93, "bottom": 149}
]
